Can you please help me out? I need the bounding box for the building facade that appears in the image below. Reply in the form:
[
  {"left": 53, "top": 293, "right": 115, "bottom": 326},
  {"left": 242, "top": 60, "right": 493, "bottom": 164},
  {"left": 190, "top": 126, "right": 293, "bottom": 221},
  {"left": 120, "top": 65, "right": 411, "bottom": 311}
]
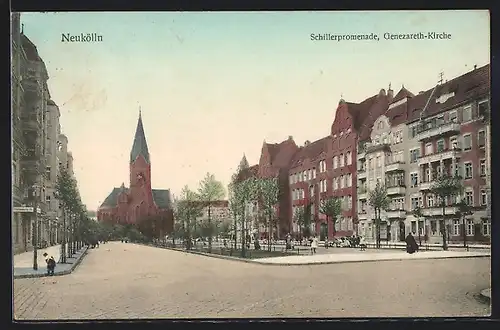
[
  {"left": 357, "top": 64, "right": 490, "bottom": 244},
  {"left": 97, "top": 111, "right": 174, "bottom": 234}
]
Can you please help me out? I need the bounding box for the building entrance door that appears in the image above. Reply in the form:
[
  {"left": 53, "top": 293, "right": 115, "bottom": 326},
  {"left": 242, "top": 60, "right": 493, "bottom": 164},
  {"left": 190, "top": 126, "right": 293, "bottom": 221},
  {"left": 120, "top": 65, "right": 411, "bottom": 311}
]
[
  {"left": 320, "top": 223, "right": 327, "bottom": 241},
  {"left": 399, "top": 220, "right": 405, "bottom": 241}
]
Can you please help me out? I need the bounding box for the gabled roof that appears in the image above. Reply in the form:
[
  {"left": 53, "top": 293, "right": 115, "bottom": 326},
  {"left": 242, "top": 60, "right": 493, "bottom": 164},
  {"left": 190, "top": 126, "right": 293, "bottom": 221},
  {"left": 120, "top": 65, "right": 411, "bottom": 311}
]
[
  {"left": 99, "top": 187, "right": 171, "bottom": 209},
  {"left": 130, "top": 111, "right": 151, "bottom": 164},
  {"left": 392, "top": 87, "right": 414, "bottom": 103},
  {"left": 290, "top": 136, "right": 330, "bottom": 167},
  {"left": 152, "top": 189, "right": 171, "bottom": 209},
  {"left": 407, "top": 64, "right": 490, "bottom": 123},
  {"left": 264, "top": 138, "right": 297, "bottom": 168}
]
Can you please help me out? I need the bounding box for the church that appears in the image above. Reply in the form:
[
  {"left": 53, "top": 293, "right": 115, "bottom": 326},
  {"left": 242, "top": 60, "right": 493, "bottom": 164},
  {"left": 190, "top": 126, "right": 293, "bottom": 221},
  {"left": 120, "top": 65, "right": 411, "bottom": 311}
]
[{"left": 97, "top": 111, "right": 173, "bottom": 232}]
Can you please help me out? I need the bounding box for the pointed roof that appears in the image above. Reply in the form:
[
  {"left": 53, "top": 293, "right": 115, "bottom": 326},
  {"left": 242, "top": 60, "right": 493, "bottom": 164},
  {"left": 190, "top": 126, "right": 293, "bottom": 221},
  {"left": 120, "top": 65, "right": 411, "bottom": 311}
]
[
  {"left": 392, "top": 87, "right": 415, "bottom": 103},
  {"left": 130, "top": 110, "right": 150, "bottom": 164}
]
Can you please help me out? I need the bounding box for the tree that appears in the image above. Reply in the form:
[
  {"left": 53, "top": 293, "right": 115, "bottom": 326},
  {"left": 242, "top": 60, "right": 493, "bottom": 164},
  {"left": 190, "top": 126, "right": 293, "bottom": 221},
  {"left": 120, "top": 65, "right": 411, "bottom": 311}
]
[
  {"left": 412, "top": 207, "right": 424, "bottom": 246},
  {"left": 198, "top": 172, "right": 226, "bottom": 253},
  {"left": 368, "top": 183, "right": 390, "bottom": 249},
  {"left": 232, "top": 177, "right": 259, "bottom": 256},
  {"left": 319, "top": 197, "right": 342, "bottom": 241},
  {"left": 256, "top": 178, "right": 280, "bottom": 251},
  {"left": 293, "top": 206, "right": 304, "bottom": 241},
  {"left": 176, "top": 186, "right": 203, "bottom": 250},
  {"left": 430, "top": 174, "right": 463, "bottom": 251}
]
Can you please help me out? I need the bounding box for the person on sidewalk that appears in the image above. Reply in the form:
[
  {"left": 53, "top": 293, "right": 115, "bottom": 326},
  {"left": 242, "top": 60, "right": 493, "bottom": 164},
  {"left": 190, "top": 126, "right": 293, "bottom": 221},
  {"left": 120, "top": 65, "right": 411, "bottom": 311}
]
[
  {"left": 405, "top": 233, "right": 419, "bottom": 254},
  {"left": 359, "top": 236, "right": 366, "bottom": 251},
  {"left": 310, "top": 235, "right": 318, "bottom": 254},
  {"left": 43, "top": 252, "right": 56, "bottom": 276}
]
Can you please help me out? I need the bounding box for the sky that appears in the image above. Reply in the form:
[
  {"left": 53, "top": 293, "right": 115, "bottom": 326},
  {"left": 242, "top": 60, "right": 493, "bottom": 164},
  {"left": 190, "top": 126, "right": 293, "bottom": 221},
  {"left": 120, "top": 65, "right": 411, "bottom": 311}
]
[{"left": 17, "top": 10, "right": 490, "bottom": 211}]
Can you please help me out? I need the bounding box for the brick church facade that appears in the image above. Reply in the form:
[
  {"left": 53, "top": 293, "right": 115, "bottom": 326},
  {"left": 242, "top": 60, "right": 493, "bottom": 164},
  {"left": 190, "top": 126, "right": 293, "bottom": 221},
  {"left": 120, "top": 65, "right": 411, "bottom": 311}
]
[{"left": 97, "top": 111, "right": 173, "bottom": 232}]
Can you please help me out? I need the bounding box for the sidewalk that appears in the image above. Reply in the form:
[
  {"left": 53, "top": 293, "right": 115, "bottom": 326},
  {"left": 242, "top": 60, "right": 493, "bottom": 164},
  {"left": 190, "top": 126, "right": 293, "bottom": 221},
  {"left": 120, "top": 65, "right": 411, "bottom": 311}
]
[
  {"left": 13, "top": 244, "right": 89, "bottom": 279},
  {"left": 253, "top": 250, "right": 491, "bottom": 265}
]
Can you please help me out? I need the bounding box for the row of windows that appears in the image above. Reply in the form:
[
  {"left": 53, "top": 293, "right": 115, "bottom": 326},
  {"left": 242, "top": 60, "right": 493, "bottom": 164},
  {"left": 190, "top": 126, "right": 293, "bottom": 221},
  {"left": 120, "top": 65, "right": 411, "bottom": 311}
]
[
  {"left": 409, "top": 160, "right": 487, "bottom": 185},
  {"left": 290, "top": 153, "right": 354, "bottom": 184}
]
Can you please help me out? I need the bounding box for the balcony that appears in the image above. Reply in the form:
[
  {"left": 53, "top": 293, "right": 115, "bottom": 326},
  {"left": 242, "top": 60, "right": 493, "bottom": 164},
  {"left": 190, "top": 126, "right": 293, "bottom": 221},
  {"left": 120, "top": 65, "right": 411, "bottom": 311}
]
[
  {"left": 365, "top": 141, "right": 391, "bottom": 154},
  {"left": 422, "top": 206, "right": 458, "bottom": 217},
  {"left": 358, "top": 211, "right": 368, "bottom": 220},
  {"left": 386, "top": 185, "right": 406, "bottom": 195},
  {"left": 416, "top": 122, "right": 461, "bottom": 142},
  {"left": 358, "top": 170, "right": 367, "bottom": 179},
  {"left": 417, "top": 148, "right": 461, "bottom": 166},
  {"left": 385, "top": 161, "right": 405, "bottom": 172},
  {"left": 419, "top": 181, "right": 432, "bottom": 191},
  {"left": 386, "top": 209, "right": 406, "bottom": 219},
  {"left": 358, "top": 188, "right": 368, "bottom": 200}
]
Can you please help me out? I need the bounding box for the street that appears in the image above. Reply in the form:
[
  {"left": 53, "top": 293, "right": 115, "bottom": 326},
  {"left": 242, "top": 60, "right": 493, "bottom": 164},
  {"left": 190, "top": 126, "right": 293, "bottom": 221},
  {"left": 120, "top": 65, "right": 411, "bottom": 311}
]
[{"left": 13, "top": 242, "right": 490, "bottom": 319}]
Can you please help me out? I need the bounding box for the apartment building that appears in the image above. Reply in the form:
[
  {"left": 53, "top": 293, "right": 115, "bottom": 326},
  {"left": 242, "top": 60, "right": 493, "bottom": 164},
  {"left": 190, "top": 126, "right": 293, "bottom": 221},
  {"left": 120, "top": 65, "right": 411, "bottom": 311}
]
[
  {"left": 406, "top": 64, "right": 490, "bottom": 243},
  {"left": 356, "top": 64, "right": 490, "bottom": 244}
]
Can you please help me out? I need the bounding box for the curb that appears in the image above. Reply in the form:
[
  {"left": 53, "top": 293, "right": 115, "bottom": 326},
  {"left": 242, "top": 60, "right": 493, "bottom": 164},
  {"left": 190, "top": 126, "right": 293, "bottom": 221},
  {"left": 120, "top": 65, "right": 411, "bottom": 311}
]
[
  {"left": 251, "top": 254, "right": 491, "bottom": 266},
  {"left": 14, "top": 246, "right": 89, "bottom": 279},
  {"left": 135, "top": 243, "right": 490, "bottom": 267}
]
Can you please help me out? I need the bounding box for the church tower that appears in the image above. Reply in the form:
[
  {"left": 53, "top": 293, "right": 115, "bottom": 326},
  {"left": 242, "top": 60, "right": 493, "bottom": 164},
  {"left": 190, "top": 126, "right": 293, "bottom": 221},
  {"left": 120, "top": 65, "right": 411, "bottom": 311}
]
[{"left": 129, "top": 110, "right": 153, "bottom": 203}]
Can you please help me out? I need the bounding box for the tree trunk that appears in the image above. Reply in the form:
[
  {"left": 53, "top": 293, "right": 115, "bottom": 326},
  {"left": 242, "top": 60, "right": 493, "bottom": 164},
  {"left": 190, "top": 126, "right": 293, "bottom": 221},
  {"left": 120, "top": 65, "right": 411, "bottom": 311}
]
[
  {"left": 61, "top": 208, "right": 67, "bottom": 263},
  {"left": 462, "top": 215, "right": 467, "bottom": 248},
  {"left": 208, "top": 204, "right": 212, "bottom": 253},
  {"left": 268, "top": 214, "right": 272, "bottom": 252},
  {"left": 376, "top": 208, "right": 380, "bottom": 249},
  {"left": 442, "top": 203, "right": 448, "bottom": 251},
  {"left": 241, "top": 208, "right": 246, "bottom": 257}
]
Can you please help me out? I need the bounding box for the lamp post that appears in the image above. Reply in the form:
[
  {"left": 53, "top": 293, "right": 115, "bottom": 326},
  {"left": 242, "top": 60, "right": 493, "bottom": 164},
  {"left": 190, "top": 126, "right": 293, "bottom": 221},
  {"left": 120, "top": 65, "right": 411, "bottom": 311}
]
[{"left": 31, "top": 184, "right": 40, "bottom": 270}]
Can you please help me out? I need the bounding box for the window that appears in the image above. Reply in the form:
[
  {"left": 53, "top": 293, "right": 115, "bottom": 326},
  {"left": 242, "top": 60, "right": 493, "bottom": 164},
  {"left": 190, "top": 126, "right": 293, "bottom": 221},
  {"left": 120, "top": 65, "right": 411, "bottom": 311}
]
[
  {"left": 410, "top": 126, "right": 418, "bottom": 139},
  {"left": 333, "top": 156, "right": 338, "bottom": 169},
  {"left": 450, "top": 136, "right": 459, "bottom": 150},
  {"left": 449, "top": 111, "right": 458, "bottom": 123},
  {"left": 425, "top": 168, "right": 431, "bottom": 182},
  {"left": 462, "top": 105, "right": 472, "bottom": 122},
  {"left": 480, "top": 189, "right": 487, "bottom": 206},
  {"left": 310, "top": 186, "right": 314, "bottom": 198},
  {"left": 347, "top": 174, "right": 352, "bottom": 187},
  {"left": 321, "top": 160, "right": 327, "bottom": 172},
  {"left": 313, "top": 168, "right": 316, "bottom": 179},
  {"left": 478, "top": 130, "right": 486, "bottom": 148},
  {"left": 410, "top": 149, "right": 419, "bottom": 163},
  {"left": 453, "top": 220, "right": 461, "bottom": 236},
  {"left": 463, "top": 134, "right": 472, "bottom": 151},
  {"left": 427, "top": 195, "right": 434, "bottom": 208},
  {"left": 465, "top": 190, "right": 473, "bottom": 206},
  {"left": 347, "top": 151, "right": 352, "bottom": 165},
  {"left": 340, "top": 175, "right": 345, "bottom": 189},
  {"left": 466, "top": 219, "right": 474, "bottom": 236},
  {"left": 464, "top": 162, "right": 473, "bottom": 179},
  {"left": 376, "top": 156, "right": 381, "bottom": 168},
  {"left": 368, "top": 158, "right": 374, "bottom": 169},
  {"left": 46, "top": 195, "right": 51, "bottom": 202},
  {"left": 425, "top": 143, "right": 433, "bottom": 155},
  {"left": 479, "top": 159, "right": 486, "bottom": 176},
  {"left": 411, "top": 221, "right": 417, "bottom": 234},
  {"left": 437, "top": 140, "right": 445, "bottom": 153},
  {"left": 304, "top": 171, "right": 308, "bottom": 181},
  {"left": 340, "top": 154, "right": 344, "bottom": 167},
  {"left": 482, "top": 218, "right": 491, "bottom": 236},
  {"left": 410, "top": 173, "right": 419, "bottom": 188},
  {"left": 411, "top": 197, "right": 420, "bottom": 210},
  {"left": 478, "top": 100, "right": 489, "bottom": 118},
  {"left": 333, "top": 178, "right": 338, "bottom": 190}
]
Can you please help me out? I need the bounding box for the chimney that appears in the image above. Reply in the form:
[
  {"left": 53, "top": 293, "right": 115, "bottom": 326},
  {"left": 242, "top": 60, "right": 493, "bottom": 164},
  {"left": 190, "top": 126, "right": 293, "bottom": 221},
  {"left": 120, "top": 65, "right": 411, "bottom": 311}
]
[
  {"left": 304, "top": 140, "right": 311, "bottom": 146},
  {"left": 288, "top": 135, "right": 293, "bottom": 141},
  {"left": 474, "top": 64, "right": 477, "bottom": 70},
  {"left": 379, "top": 89, "right": 386, "bottom": 97}
]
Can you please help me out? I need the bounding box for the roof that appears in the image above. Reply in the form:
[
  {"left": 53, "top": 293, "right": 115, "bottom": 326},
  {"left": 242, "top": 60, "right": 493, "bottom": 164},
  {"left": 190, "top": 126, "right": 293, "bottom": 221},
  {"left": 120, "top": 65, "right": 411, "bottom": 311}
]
[
  {"left": 391, "top": 87, "right": 414, "bottom": 103},
  {"left": 99, "top": 187, "right": 171, "bottom": 209},
  {"left": 345, "top": 95, "right": 379, "bottom": 131},
  {"left": 290, "top": 136, "right": 330, "bottom": 167},
  {"left": 249, "top": 165, "right": 259, "bottom": 176},
  {"left": 357, "top": 93, "right": 391, "bottom": 141},
  {"left": 152, "top": 189, "right": 171, "bottom": 209},
  {"left": 407, "top": 64, "right": 490, "bottom": 123},
  {"left": 20, "top": 34, "right": 39, "bottom": 61},
  {"left": 130, "top": 111, "right": 151, "bottom": 164},
  {"left": 47, "top": 100, "right": 56, "bottom": 106},
  {"left": 264, "top": 138, "right": 297, "bottom": 168}
]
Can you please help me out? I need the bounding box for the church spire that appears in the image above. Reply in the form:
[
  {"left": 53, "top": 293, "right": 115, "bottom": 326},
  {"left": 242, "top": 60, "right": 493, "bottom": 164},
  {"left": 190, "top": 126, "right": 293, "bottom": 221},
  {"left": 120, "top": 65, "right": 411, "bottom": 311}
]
[{"left": 130, "top": 108, "right": 150, "bottom": 164}]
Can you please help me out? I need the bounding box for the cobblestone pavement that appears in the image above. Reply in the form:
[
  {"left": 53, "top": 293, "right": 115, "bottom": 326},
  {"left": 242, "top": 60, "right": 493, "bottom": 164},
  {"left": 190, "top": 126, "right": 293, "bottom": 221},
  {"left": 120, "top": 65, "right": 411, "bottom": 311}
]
[{"left": 13, "top": 242, "right": 491, "bottom": 320}]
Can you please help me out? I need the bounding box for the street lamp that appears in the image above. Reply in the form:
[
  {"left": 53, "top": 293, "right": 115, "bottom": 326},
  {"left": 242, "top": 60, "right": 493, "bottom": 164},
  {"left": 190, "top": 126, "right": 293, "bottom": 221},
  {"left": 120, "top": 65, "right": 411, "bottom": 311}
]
[{"left": 31, "top": 184, "right": 40, "bottom": 271}]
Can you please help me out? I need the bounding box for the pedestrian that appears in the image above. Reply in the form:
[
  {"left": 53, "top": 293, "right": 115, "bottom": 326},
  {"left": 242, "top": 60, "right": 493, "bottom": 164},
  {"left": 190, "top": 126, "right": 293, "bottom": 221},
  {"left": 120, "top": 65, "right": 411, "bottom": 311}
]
[
  {"left": 43, "top": 252, "right": 56, "bottom": 276},
  {"left": 405, "top": 233, "right": 418, "bottom": 254},
  {"left": 311, "top": 235, "right": 318, "bottom": 254},
  {"left": 359, "top": 236, "right": 366, "bottom": 251}
]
